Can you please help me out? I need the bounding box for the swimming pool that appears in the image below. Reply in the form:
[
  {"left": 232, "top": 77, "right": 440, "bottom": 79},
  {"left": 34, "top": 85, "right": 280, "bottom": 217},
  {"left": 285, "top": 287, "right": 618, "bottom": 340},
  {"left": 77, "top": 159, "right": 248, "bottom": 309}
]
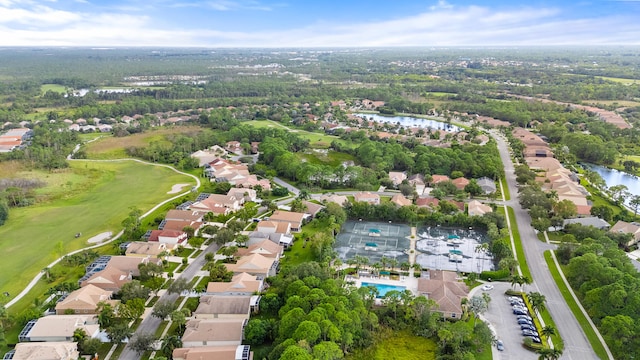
[{"left": 361, "top": 282, "right": 406, "bottom": 298}]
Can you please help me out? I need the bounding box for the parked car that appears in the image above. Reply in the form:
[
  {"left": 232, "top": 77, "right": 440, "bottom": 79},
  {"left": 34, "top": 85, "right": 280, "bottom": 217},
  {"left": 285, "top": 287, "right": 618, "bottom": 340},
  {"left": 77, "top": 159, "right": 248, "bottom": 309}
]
[
  {"left": 513, "top": 309, "right": 528, "bottom": 315},
  {"left": 510, "top": 299, "right": 525, "bottom": 306},
  {"left": 481, "top": 284, "right": 494, "bottom": 291},
  {"left": 522, "top": 329, "right": 539, "bottom": 337},
  {"left": 521, "top": 324, "right": 536, "bottom": 331},
  {"left": 513, "top": 305, "right": 527, "bottom": 312},
  {"left": 517, "top": 315, "right": 533, "bottom": 321},
  {"left": 525, "top": 335, "right": 542, "bottom": 343},
  {"left": 496, "top": 340, "right": 504, "bottom": 351},
  {"left": 518, "top": 319, "right": 533, "bottom": 325},
  {"left": 508, "top": 296, "right": 523, "bottom": 302}
]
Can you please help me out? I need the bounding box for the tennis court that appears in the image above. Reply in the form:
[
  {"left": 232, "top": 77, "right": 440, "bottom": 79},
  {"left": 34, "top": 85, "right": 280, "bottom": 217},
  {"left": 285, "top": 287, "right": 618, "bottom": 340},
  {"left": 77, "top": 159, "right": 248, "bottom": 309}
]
[
  {"left": 335, "top": 221, "right": 411, "bottom": 264},
  {"left": 414, "top": 226, "right": 494, "bottom": 273}
]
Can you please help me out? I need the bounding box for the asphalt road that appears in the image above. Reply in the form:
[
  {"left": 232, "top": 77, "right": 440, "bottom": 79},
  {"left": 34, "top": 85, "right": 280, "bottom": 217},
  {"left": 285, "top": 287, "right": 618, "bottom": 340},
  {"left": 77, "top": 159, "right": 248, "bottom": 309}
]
[
  {"left": 118, "top": 241, "right": 219, "bottom": 360},
  {"left": 491, "top": 130, "right": 600, "bottom": 360}
]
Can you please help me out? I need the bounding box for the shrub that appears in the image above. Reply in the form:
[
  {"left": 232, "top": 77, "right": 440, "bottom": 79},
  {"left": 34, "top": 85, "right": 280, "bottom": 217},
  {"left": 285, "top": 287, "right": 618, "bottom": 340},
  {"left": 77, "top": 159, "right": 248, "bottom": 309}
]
[{"left": 479, "top": 269, "right": 510, "bottom": 280}]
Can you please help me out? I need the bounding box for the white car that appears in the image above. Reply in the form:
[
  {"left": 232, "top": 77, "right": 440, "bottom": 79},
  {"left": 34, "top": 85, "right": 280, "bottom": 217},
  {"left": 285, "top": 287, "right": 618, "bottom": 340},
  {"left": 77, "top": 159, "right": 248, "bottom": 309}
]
[{"left": 481, "top": 284, "right": 494, "bottom": 291}]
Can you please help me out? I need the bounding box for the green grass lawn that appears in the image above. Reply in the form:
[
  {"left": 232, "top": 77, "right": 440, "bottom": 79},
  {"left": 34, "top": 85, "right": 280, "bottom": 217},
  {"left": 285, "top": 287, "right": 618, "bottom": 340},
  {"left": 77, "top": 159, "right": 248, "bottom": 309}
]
[
  {"left": 40, "top": 84, "right": 67, "bottom": 94},
  {"left": 506, "top": 206, "right": 532, "bottom": 280},
  {"left": 0, "top": 160, "right": 195, "bottom": 301},
  {"left": 347, "top": 330, "right": 436, "bottom": 360},
  {"left": 297, "top": 150, "right": 356, "bottom": 167},
  {"left": 594, "top": 76, "right": 639, "bottom": 85},
  {"left": 500, "top": 177, "right": 510, "bottom": 201},
  {"left": 244, "top": 119, "right": 352, "bottom": 149},
  {"left": 543, "top": 251, "right": 609, "bottom": 359}
]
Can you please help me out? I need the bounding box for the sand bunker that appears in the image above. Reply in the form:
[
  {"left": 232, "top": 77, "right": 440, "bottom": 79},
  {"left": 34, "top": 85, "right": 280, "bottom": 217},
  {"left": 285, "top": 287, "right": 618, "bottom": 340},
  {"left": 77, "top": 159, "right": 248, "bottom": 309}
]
[
  {"left": 167, "top": 183, "right": 191, "bottom": 194},
  {"left": 88, "top": 232, "right": 112, "bottom": 243}
]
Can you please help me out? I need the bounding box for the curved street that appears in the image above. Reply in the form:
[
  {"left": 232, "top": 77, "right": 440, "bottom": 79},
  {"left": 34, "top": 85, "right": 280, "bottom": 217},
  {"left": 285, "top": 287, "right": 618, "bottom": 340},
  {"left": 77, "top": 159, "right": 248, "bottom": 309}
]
[{"left": 491, "top": 130, "right": 601, "bottom": 360}]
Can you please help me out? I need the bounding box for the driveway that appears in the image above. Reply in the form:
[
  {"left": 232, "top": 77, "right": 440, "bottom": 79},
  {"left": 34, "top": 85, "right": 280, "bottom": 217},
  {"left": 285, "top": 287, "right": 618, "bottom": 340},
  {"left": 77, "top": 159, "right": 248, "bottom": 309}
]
[{"left": 474, "top": 282, "right": 537, "bottom": 360}]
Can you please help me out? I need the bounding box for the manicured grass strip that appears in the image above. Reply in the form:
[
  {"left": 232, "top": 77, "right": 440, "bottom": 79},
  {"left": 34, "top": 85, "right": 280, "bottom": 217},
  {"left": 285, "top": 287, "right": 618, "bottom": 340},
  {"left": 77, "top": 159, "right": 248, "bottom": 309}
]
[
  {"left": 506, "top": 206, "right": 531, "bottom": 280},
  {"left": 539, "top": 304, "right": 563, "bottom": 351},
  {"left": 543, "top": 251, "right": 610, "bottom": 360},
  {"left": 500, "top": 176, "right": 510, "bottom": 201}
]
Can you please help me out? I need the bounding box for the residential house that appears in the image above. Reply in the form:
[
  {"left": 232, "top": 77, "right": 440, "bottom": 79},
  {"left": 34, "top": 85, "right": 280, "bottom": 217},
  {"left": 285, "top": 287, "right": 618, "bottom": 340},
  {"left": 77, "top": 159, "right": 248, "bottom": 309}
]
[
  {"left": 415, "top": 196, "right": 439, "bottom": 209},
  {"left": 190, "top": 194, "right": 242, "bottom": 213},
  {"left": 255, "top": 221, "right": 291, "bottom": 235},
  {"left": 430, "top": 175, "right": 451, "bottom": 186},
  {"left": 80, "top": 256, "right": 162, "bottom": 292},
  {"left": 609, "top": 221, "right": 640, "bottom": 247},
  {"left": 148, "top": 229, "right": 188, "bottom": 245},
  {"left": 319, "top": 194, "right": 349, "bottom": 207},
  {"left": 125, "top": 241, "right": 172, "bottom": 258},
  {"left": 388, "top": 171, "right": 407, "bottom": 187},
  {"left": 194, "top": 295, "right": 253, "bottom": 320},
  {"left": 55, "top": 285, "right": 117, "bottom": 315},
  {"left": 390, "top": 194, "right": 412, "bottom": 207},
  {"left": 181, "top": 318, "right": 247, "bottom": 347},
  {"left": 235, "top": 240, "right": 283, "bottom": 260},
  {"left": 302, "top": 201, "right": 324, "bottom": 218},
  {"left": 467, "top": 200, "right": 493, "bottom": 217},
  {"left": 417, "top": 270, "right": 469, "bottom": 319},
  {"left": 247, "top": 231, "right": 294, "bottom": 249},
  {"left": 225, "top": 253, "right": 279, "bottom": 277},
  {"left": 11, "top": 342, "right": 79, "bottom": 360},
  {"left": 268, "top": 210, "right": 306, "bottom": 232},
  {"left": 206, "top": 272, "right": 264, "bottom": 296},
  {"left": 225, "top": 141, "right": 242, "bottom": 153},
  {"left": 191, "top": 146, "right": 228, "bottom": 167},
  {"left": 451, "top": 177, "right": 470, "bottom": 191},
  {"left": 563, "top": 217, "right": 611, "bottom": 230},
  {"left": 250, "top": 142, "right": 260, "bottom": 154},
  {"left": 19, "top": 315, "right": 100, "bottom": 342},
  {"left": 165, "top": 210, "right": 205, "bottom": 222},
  {"left": 173, "top": 345, "right": 254, "bottom": 360},
  {"left": 476, "top": 177, "right": 496, "bottom": 194},
  {"left": 407, "top": 174, "right": 426, "bottom": 186},
  {"left": 227, "top": 188, "right": 257, "bottom": 203},
  {"left": 353, "top": 192, "right": 380, "bottom": 205}
]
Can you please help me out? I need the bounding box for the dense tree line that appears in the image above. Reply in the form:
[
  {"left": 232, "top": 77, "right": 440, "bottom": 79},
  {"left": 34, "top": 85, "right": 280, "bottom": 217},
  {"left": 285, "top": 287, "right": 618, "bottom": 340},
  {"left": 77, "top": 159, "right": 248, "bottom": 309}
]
[{"left": 555, "top": 225, "right": 640, "bottom": 359}]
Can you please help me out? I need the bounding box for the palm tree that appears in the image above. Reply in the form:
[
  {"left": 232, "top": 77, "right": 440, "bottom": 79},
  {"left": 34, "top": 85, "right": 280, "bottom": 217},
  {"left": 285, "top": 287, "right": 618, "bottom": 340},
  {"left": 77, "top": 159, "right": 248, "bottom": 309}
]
[
  {"left": 541, "top": 325, "right": 556, "bottom": 338},
  {"left": 528, "top": 292, "right": 547, "bottom": 314},
  {"left": 537, "top": 347, "right": 563, "bottom": 360},
  {"left": 389, "top": 258, "right": 398, "bottom": 271},
  {"left": 630, "top": 195, "right": 640, "bottom": 218},
  {"left": 380, "top": 256, "right": 389, "bottom": 270}
]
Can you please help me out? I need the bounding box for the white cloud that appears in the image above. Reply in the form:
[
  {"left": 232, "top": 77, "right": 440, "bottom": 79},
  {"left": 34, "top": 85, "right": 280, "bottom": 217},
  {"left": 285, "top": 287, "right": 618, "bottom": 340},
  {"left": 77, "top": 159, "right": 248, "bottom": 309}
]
[
  {"left": 430, "top": 0, "right": 453, "bottom": 11},
  {"left": 0, "top": 3, "right": 638, "bottom": 46}
]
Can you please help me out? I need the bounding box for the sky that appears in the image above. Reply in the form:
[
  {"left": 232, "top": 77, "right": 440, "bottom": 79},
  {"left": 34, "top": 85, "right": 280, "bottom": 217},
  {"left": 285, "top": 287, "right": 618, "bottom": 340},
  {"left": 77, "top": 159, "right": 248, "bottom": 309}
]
[{"left": 0, "top": 0, "right": 640, "bottom": 47}]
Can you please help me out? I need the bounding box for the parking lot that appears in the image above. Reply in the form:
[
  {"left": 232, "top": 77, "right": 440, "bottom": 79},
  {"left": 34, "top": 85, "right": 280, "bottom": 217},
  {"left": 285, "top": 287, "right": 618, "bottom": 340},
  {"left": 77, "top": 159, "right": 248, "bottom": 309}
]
[{"left": 473, "top": 282, "right": 538, "bottom": 360}]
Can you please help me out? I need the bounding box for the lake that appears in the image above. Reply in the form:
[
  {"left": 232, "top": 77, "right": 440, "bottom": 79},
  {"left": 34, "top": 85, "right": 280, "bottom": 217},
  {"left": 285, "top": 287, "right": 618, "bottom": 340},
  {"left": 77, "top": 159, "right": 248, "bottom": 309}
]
[
  {"left": 353, "top": 113, "right": 461, "bottom": 132},
  {"left": 584, "top": 163, "right": 640, "bottom": 205}
]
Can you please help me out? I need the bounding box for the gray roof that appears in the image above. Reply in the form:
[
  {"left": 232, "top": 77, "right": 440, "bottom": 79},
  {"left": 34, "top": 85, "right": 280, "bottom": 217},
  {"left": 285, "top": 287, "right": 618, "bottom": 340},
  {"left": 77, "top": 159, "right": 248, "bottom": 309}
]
[
  {"left": 563, "top": 217, "right": 611, "bottom": 229},
  {"left": 194, "top": 295, "right": 252, "bottom": 315}
]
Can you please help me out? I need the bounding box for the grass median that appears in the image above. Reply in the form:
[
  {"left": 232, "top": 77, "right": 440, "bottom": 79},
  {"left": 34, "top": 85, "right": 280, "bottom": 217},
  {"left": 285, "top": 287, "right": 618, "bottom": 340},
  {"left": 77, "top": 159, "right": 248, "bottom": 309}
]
[
  {"left": 506, "top": 206, "right": 531, "bottom": 280},
  {"left": 543, "top": 250, "right": 609, "bottom": 360}
]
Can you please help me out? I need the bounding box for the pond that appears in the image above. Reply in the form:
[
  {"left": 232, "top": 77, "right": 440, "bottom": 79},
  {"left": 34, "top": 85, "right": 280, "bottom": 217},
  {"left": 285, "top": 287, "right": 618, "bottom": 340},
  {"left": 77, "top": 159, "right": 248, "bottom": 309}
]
[
  {"left": 353, "top": 113, "right": 461, "bottom": 132},
  {"left": 584, "top": 163, "right": 640, "bottom": 205}
]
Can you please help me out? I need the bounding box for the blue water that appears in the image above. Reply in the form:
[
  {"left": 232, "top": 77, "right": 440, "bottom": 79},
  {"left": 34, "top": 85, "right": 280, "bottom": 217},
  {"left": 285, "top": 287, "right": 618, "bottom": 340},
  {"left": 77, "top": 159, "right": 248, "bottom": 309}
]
[
  {"left": 584, "top": 163, "right": 640, "bottom": 206},
  {"left": 361, "top": 282, "right": 406, "bottom": 298},
  {"left": 353, "top": 113, "right": 461, "bottom": 132}
]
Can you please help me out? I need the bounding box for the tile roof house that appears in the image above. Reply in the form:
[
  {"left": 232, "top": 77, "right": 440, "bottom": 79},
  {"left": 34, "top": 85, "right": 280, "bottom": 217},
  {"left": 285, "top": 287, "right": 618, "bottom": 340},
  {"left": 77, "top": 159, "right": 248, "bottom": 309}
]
[
  {"left": 430, "top": 175, "right": 450, "bottom": 185},
  {"left": 390, "top": 194, "right": 412, "bottom": 207},
  {"left": 302, "top": 201, "right": 324, "bottom": 218},
  {"left": 190, "top": 194, "right": 242, "bottom": 213},
  {"left": 609, "top": 221, "right": 640, "bottom": 247},
  {"left": 451, "top": 177, "right": 470, "bottom": 191},
  {"left": 417, "top": 270, "right": 469, "bottom": 319},
  {"left": 467, "top": 200, "right": 493, "bottom": 217},
  {"left": 235, "top": 239, "right": 283, "bottom": 260},
  {"left": 247, "top": 231, "right": 294, "bottom": 249},
  {"left": 319, "top": 194, "right": 349, "bottom": 207},
  {"left": 564, "top": 216, "right": 611, "bottom": 230},
  {"left": 388, "top": 171, "right": 407, "bottom": 186},
  {"left": 181, "top": 318, "right": 247, "bottom": 348},
  {"left": 353, "top": 192, "right": 380, "bottom": 205},
  {"left": 191, "top": 146, "right": 229, "bottom": 167},
  {"left": 256, "top": 220, "right": 291, "bottom": 235},
  {"left": 125, "top": 241, "right": 172, "bottom": 258},
  {"left": 20, "top": 315, "right": 100, "bottom": 342},
  {"left": 11, "top": 342, "right": 79, "bottom": 360},
  {"left": 173, "top": 345, "right": 254, "bottom": 360},
  {"left": 476, "top": 177, "right": 497, "bottom": 194},
  {"left": 225, "top": 253, "right": 279, "bottom": 277},
  {"left": 415, "top": 196, "right": 439, "bottom": 209},
  {"left": 80, "top": 256, "right": 162, "bottom": 292},
  {"left": 206, "top": 272, "right": 264, "bottom": 296},
  {"left": 55, "top": 284, "right": 117, "bottom": 315},
  {"left": 165, "top": 210, "right": 205, "bottom": 222},
  {"left": 408, "top": 174, "right": 426, "bottom": 186},
  {"left": 268, "top": 210, "right": 306, "bottom": 232},
  {"left": 194, "top": 295, "right": 253, "bottom": 320},
  {"left": 227, "top": 188, "right": 257, "bottom": 202},
  {"left": 161, "top": 220, "right": 203, "bottom": 233},
  {"left": 148, "top": 229, "right": 188, "bottom": 245}
]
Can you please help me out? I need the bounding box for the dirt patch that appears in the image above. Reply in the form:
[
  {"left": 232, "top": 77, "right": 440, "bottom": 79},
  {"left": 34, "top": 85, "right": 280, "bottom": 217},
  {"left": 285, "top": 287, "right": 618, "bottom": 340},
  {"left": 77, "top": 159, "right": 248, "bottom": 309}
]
[
  {"left": 168, "top": 183, "right": 191, "bottom": 194},
  {"left": 88, "top": 231, "right": 112, "bottom": 243}
]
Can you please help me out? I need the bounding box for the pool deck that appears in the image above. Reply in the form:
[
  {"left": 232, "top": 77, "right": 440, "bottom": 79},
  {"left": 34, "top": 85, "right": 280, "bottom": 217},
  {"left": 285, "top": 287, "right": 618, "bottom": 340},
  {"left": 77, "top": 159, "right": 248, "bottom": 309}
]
[{"left": 350, "top": 270, "right": 419, "bottom": 299}]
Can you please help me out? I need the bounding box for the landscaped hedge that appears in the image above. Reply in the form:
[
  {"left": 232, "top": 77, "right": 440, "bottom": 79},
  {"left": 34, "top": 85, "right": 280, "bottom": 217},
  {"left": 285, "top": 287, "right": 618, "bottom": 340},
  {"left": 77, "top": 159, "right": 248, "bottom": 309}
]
[{"left": 479, "top": 269, "right": 510, "bottom": 280}]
